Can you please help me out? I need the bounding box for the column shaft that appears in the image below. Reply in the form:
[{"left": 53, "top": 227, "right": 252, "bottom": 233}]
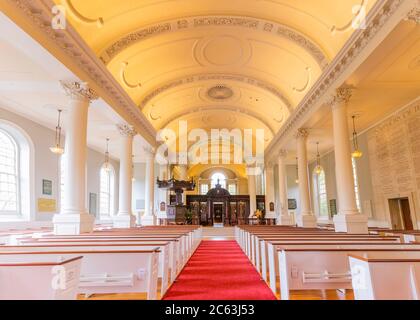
[{"left": 296, "top": 129, "right": 317, "bottom": 228}]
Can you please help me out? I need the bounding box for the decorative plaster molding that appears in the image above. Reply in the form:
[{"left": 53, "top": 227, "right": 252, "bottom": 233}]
[
  {"left": 5, "top": 0, "right": 156, "bottom": 145},
  {"left": 60, "top": 81, "right": 98, "bottom": 102},
  {"left": 327, "top": 85, "right": 354, "bottom": 108},
  {"left": 278, "top": 149, "right": 288, "bottom": 158},
  {"left": 265, "top": 0, "right": 410, "bottom": 161},
  {"left": 99, "top": 15, "right": 329, "bottom": 69},
  {"left": 405, "top": 2, "right": 419, "bottom": 23},
  {"left": 296, "top": 128, "right": 309, "bottom": 139},
  {"left": 117, "top": 124, "right": 137, "bottom": 137},
  {"left": 139, "top": 73, "right": 293, "bottom": 112},
  {"left": 143, "top": 146, "right": 156, "bottom": 158}
]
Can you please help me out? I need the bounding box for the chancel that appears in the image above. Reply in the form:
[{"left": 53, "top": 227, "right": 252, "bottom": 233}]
[{"left": 0, "top": 0, "right": 419, "bottom": 302}]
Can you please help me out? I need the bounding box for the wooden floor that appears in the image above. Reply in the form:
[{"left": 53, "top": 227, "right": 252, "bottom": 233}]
[{"left": 78, "top": 289, "right": 353, "bottom": 300}]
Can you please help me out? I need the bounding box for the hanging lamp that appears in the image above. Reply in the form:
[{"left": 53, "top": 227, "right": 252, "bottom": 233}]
[
  {"left": 103, "top": 138, "right": 111, "bottom": 172},
  {"left": 315, "top": 142, "right": 323, "bottom": 175},
  {"left": 351, "top": 115, "right": 363, "bottom": 158},
  {"left": 50, "top": 109, "right": 64, "bottom": 155}
]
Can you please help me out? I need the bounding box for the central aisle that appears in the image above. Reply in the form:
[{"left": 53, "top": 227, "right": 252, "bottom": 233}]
[{"left": 163, "top": 240, "right": 277, "bottom": 300}]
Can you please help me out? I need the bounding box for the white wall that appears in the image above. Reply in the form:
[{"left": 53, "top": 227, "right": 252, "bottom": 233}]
[{"left": 0, "top": 106, "right": 119, "bottom": 228}]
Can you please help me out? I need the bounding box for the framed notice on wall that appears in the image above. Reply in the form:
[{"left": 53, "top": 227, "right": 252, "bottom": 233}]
[
  {"left": 42, "top": 179, "right": 52, "bottom": 196},
  {"left": 288, "top": 199, "right": 297, "bottom": 210},
  {"left": 89, "top": 193, "right": 97, "bottom": 217},
  {"left": 329, "top": 199, "right": 337, "bottom": 217}
]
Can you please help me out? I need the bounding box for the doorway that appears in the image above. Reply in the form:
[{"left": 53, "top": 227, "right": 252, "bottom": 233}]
[
  {"left": 213, "top": 203, "right": 224, "bottom": 224},
  {"left": 388, "top": 197, "right": 413, "bottom": 230}
]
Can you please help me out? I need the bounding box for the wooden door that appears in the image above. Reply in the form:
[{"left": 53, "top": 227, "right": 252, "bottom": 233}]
[{"left": 400, "top": 198, "right": 414, "bottom": 230}]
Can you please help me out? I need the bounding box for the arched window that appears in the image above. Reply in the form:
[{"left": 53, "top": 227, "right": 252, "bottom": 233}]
[
  {"left": 211, "top": 173, "right": 226, "bottom": 189},
  {"left": 99, "top": 164, "right": 115, "bottom": 219},
  {"left": 313, "top": 168, "right": 329, "bottom": 217},
  {"left": 0, "top": 129, "right": 19, "bottom": 215},
  {"left": 352, "top": 157, "right": 361, "bottom": 212},
  {"left": 0, "top": 122, "right": 32, "bottom": 221}
]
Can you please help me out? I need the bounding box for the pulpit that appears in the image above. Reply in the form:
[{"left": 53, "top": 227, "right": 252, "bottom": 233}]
[{"left": 157, "top": 178, "right": 196, "bottom": 224}]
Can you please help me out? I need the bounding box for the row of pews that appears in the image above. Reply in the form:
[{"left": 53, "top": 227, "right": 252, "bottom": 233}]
[
  {"left": 0, "top": 225, "right": 202, "bottom": 300},
  {"left": 236, "top": 225, "right": 420, "bottom": 300}
]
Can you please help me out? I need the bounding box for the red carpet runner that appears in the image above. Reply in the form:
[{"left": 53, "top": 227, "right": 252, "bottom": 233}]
[{"left": 163, "top": 240, "right": 277, "bottom": 300}]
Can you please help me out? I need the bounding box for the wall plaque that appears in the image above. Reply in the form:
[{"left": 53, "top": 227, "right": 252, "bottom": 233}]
[{"left": 37, "top": 198, "right": 56, "bottom": 212}]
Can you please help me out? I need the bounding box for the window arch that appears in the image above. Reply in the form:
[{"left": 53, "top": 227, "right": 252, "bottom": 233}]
[
  {"left": 99, "top": 164, "right": 115, "bottom": 219},
  {"left": 313, "top": 168, "right": 329, "bottom": 218},
  {"left": 0, "top": 121, "right": 33, "bottom": 221},
  {"left": 211, "top": 172, "right": 226, "bottom": 189},
  {"left": 0, "top": 129, "right": 19, "bottom": 215}
]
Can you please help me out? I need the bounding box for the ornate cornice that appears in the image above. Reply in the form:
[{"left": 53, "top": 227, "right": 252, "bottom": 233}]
[
  {"left": 265, "top": 0, "right": 411, "bottom": 161},
  {"left": 60, "top": 81, "right": 98, "bottom": 102},
  {"left": 4, "top": 0, "right": 156, "bottom": 146},
  {"left": 100, "top": 15, "right": 329, "bottom": 69},
  {"left": 117, "top": 124, "right": 137, "bottom": 137}
]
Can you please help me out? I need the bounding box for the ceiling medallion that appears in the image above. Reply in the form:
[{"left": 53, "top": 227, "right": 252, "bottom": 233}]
[{"left": 207, "top": 85, "right": 234, "bottom": 100}]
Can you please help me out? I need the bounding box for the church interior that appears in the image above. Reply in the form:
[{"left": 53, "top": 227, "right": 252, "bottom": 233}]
[{"left": 0, "top": 0, "right": 419, "bottom": 301}]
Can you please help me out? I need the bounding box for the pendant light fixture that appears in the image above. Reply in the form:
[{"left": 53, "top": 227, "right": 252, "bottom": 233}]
[
  {"left": 103, "top": 138, "right": 111, "bottom": 172},
  {"left": 50, "top": 109, "right": 64, "bottom": 155},
  {"left": 351, "top": 115, "right": 363, "bottom": 158},
  {"left": 295, "top": 157, "right": 299, "bottom": 184},
  {"left": 315, "top": 142, "right": 323, "bottom": 175},
  {"left": 132, "top": 155, "right": 136, "bottom": 182}
]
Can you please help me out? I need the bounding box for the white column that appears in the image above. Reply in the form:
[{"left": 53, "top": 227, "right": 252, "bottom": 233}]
[
  {"left": 141, "top": 147, "right": 157, "bottom": 226},
  {"left": 247, "top": 170, "right": 257, "bottom": 218},
  {"left": 53, "top": 81, "right": 97, "bottom": 235},
  {"left": 113, "top": 124, "right": 136, "bottom": 228},
  {"left": 330, "top": 87, "right": 368, "bottom": 234},
  {"left": 296, "top": 129, "right": 317, "bottom": 228},
  {"left": 277, "top": 150, "right": 294, "bottom": 225},
  {"left": 178, "top": 165, "right": 188, "bottom": 204},
  {"left": 264, "top": 163, "right": 276, "bottom": 219},
  {"left": 157, "top": 165, "right": 168, "bottom": 219}
]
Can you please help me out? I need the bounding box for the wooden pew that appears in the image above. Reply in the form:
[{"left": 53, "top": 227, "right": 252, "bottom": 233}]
[
  {"left": 349, "top": 252, "right": 420, "bottom": 300},
  {"left": 273, "top": 244, "right": 420, "bottom": 299},
  {"left": 0, "top": 248, "right": 160, "bottom": 300},
  {"left": 0, "top": 254, "right": 82, "bottom": 300},
  {"left": 13, "top": 238, "right": 176, "bottom": 295},
  {"left": 23, "top": 235, "right": 190, "bottom": 275}
]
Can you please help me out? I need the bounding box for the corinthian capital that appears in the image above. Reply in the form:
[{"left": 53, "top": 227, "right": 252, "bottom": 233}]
[
  {"left": 328, "top": 86, "right": 353, "bottom": 108},
  {"left": 278, "top": 149, "right": 288, "bottom": 158},
  {"left": 143, "top": 146, "right": 156, "bottom": 157},
  {"left": 60, "top": 81, "right": 98, "bottom": 102},
  {"left": 117, "top": 124, "right": 137, "bottom": 137},
  {"left": 296, "top": 128, "right": 309, "bottom": 139},
  {"left": 405, "top": 5, "right": 419, "bottom": 24}
]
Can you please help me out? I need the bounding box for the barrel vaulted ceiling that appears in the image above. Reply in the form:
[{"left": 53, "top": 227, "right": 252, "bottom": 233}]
[{"left": 53, "top": 0, "right": 378, "bottom": 149}]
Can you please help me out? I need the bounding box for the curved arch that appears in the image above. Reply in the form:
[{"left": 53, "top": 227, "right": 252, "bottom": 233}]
[
  {"left": 0, "top": 119, "right": 35, "bottom": 221},
  {"left": 99, "top": 15, "right": 329, "bottom": 69},
  {"left": 158, "top": 106, "right": 277, "bottom": 136},
  {"left": 139, "top": 73, "right": 293, "bottom": 112}
]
